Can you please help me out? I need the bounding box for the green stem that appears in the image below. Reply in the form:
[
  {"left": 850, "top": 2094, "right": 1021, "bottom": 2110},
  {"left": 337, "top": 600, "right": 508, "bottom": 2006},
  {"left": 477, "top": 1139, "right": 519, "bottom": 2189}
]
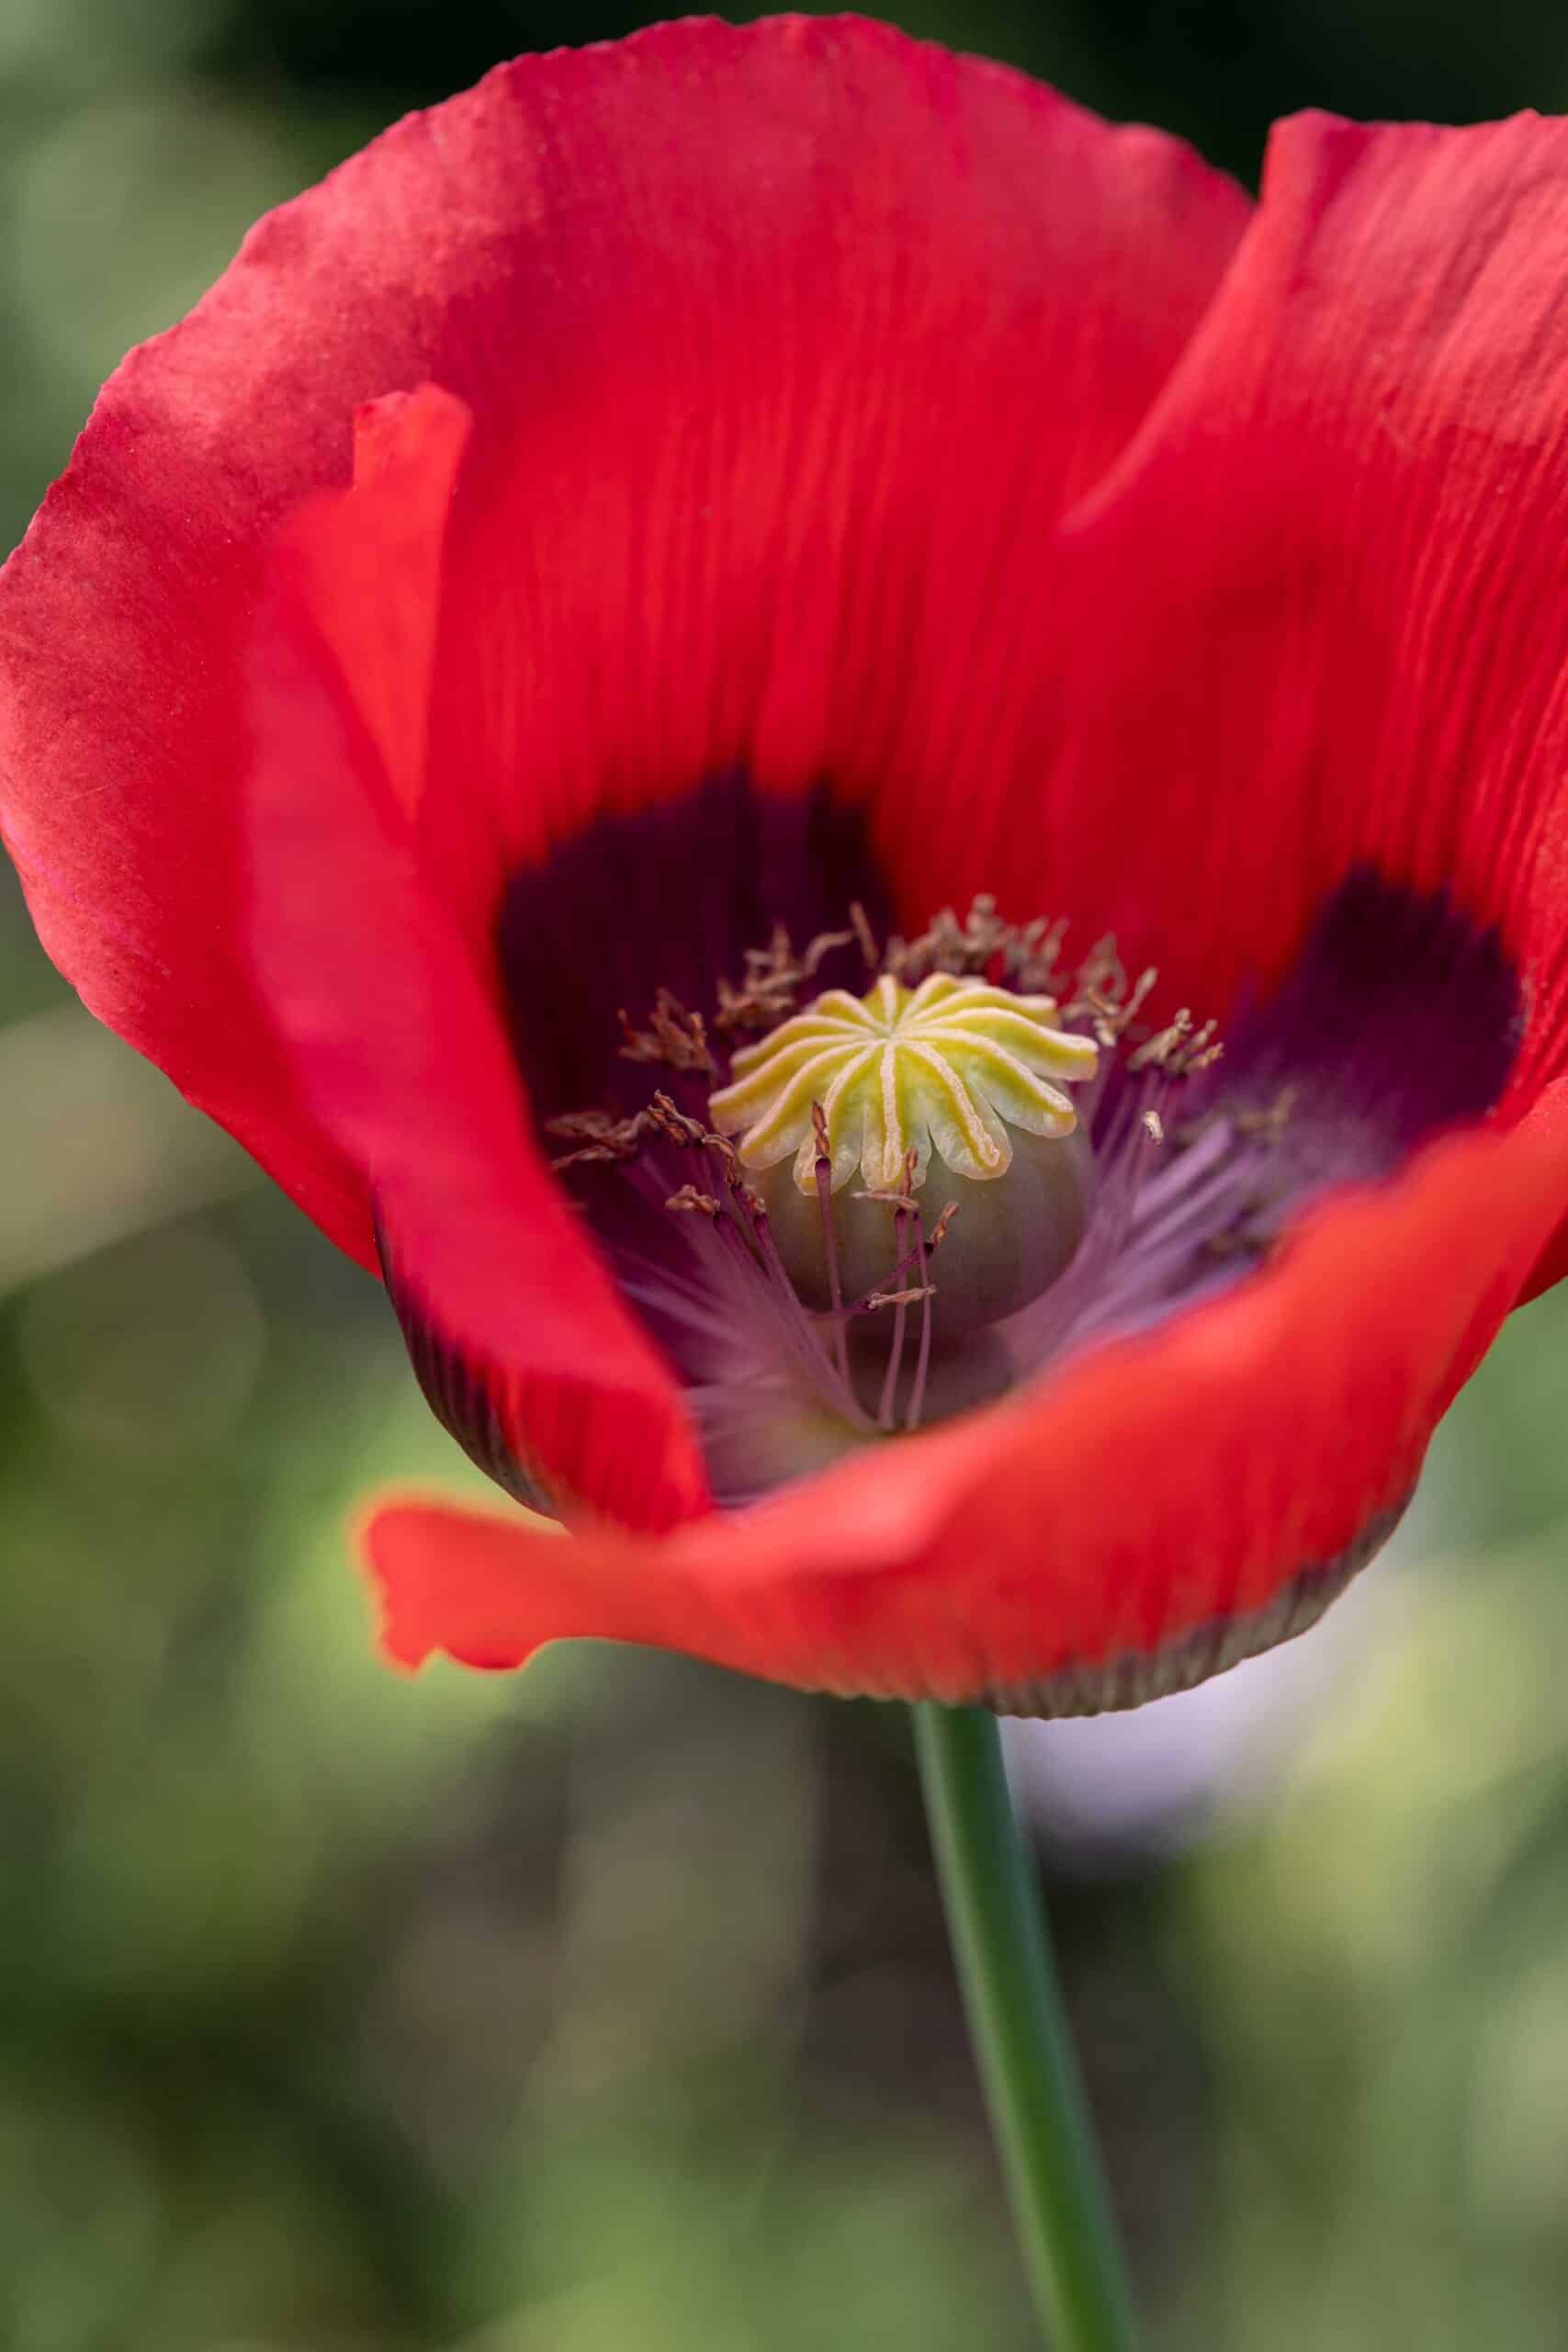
[{"left": 913, "top": 1702, "right": 1139, "bottom": 2352}]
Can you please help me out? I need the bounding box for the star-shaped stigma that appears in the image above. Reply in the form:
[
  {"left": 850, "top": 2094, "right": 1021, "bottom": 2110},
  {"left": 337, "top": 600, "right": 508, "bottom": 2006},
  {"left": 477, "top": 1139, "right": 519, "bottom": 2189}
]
[{"left": 708, "top": 972, "right": 1100, "bottom": 1194}]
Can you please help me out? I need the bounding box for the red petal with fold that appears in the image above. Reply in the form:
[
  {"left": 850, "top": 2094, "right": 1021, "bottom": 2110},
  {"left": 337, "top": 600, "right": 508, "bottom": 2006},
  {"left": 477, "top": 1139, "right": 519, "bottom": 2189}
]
[
  {"left": 0, "top": 21, "right": 1248, "bottom": 1255},
  {"left": 955, "top": 111, "right": 1568, "bottom": 1129},
  {"left": 250, "top": 410, "right": 707, "bottom": 1530},
  {"left": 406, "top": 23, "right": 1249, "bottom": 935},
  {"left": 365, "top": 1081, "right": 1568, "bottom": 1702}
]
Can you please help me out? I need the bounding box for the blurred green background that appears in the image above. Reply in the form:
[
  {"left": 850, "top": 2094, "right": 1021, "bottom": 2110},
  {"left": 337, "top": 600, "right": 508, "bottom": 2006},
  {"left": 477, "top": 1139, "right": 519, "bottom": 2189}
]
[{"left": 4, "top": 3, "right": 1568, "bottom": 2346}]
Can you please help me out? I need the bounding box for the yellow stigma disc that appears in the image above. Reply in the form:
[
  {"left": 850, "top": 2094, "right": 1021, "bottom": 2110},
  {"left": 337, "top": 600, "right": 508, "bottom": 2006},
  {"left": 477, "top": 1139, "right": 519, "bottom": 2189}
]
[{"left": 708, "top": 971, "right": 1099, "bottom": 1194}]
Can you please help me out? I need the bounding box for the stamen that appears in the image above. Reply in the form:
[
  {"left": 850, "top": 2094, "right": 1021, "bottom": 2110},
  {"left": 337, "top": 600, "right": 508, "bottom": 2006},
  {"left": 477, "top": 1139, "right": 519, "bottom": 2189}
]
[
  {"left": 926, "top": 1202, "right": 961, "bottom": 1251},
  {"left": 876, "top": 1204, "right": 910, "bottom": 1430},
  {"left": 1069, "top": 959, "right": 1159, "bottom": 1049},
  {"left": 546, "top": 1106, "right": 655, "bottom": 1170},
  {"left": 548, "top": 889, "right": 1242, "bottom": 1490},
  {"left": 1129, "top": 1007, "right": 1223, "bottom": 1077},
  {"left": 812, "top": 1101, "right": 849, "bottom": 1384},
  {"left": 618, "top": 988, "right": 713, "bottom": 1075},
  {"left": 800, "top": 923, "right": 857, "bottom": 980},
  {"left": 1232, "top": 1084, "right": 1299, "bottom": 1146},
  {"left": 906, "top": 1155, "right": 934, "bottom": 1433},
  {"left": 748, "top": 1195, "right": 878, "bottom": 1433},
  {"left": 715, "top": 912, "right": 868, "bottom": 1037},
  {"left": 841, "top": 1256, "right": 928, "bottom": 1317},
  {"left": 849, "top": 900, "right": 880, "bottom": 969},
  {"left": 647, "top": 1090, "right": 710, "bottom": 1150},
  {"left": 641, "top": 1091, "right": 878, "bottom": 1431},
  {"left": 665, "top": 1183, "right": 722, "bottom": 1217}
]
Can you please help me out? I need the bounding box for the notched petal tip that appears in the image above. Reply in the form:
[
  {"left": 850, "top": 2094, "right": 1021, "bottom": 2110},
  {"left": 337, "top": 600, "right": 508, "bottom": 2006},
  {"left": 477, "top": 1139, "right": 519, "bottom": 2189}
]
[
  {"left": 352, "top": 382, "right": 473, "bottom": 490},
  {"left": 361, "top": 1496, "right": 606, "bottom": 1678}
]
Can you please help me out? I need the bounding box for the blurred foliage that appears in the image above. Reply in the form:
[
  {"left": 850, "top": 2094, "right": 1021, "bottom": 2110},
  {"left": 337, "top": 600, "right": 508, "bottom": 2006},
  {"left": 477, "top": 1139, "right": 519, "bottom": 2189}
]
[{"left": 2, "top": 0, "right": 1568, "bottom": 2346}]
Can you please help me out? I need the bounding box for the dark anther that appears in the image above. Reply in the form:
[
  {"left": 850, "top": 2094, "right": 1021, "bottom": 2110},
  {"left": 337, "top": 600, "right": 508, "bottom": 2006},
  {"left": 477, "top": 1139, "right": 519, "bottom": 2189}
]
[
  {"left": 850, "top": 901, "right": 880, "bottom": 969},
  {"left": 1129, "top": 1010, "right": 1223, "bottom": 1077},
  {"left": 545, "top": 1106, "right": 656, "bottom": 1170},
  {"left": 714, "top": 915, "right": 867, "bottom": 1037},
  {"left": 666, "top": 1184, "right": 723, "bottom": 1218},
  {"left": 618, "top": 988, "right": 714, "bottom": 1075},
  {"left": 647, "top": 1091, "right": 710, "bottom": 1149},
  {"left": 1234, "top": 1086, "right": 1300, "bottom": 1144},
  {"left": 715, "top": 922, "right": 808, "bottom": 1035},
  {"left": 925, "top": 1201, "right": 960, "bottom": 1251},
  {"left": 887, "top": 894, "right": 1068, "bottom": 992},
  {"left": 705, "top": 1133, "right": 744, "bottom": 1187}
]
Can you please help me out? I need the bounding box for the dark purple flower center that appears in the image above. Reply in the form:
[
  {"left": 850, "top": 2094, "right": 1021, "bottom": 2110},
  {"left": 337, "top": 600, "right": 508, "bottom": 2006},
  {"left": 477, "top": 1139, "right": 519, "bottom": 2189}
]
[
  {"left": 479, "top": 775, "right": 1522, "bottom": 1510},
  {"left": 542, "top": 896, "right": 1236, "bottom": 1495}
]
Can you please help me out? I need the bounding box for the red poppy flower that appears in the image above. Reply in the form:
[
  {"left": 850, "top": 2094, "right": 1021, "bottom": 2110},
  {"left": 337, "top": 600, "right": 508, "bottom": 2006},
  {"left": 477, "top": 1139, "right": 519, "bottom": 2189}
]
[{"left": 2, "top": 19, "right": 1565, "bottom": 1715}]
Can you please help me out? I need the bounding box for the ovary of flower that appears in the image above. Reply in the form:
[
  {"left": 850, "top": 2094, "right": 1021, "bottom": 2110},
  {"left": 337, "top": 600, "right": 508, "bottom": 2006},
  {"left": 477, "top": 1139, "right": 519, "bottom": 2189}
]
[{"left": 708, "top": 972, "right": 1100, "bottom": 1195}]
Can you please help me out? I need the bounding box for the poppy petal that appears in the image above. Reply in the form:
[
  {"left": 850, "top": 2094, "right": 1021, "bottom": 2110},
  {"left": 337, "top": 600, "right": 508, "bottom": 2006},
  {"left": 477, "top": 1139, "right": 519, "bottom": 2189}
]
[
  {"left": 249, "top": 441, "right": 708, "bottom": 1530},
  {"left": 0, "top": 21, "right": 1249, "bottom": 1239},
  {"left": 410, "top": 21, "right": 1250, "bottom": 934},
  {"left": 364, "top": 1079, "right": 1567, "bottom": 1708},
  {"left": 971, "top": 110, "right": 1568, "bottom": 1087}
]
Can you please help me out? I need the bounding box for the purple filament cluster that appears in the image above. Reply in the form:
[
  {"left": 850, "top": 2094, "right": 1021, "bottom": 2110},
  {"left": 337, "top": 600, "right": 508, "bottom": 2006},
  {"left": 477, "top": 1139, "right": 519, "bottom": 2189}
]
[{"left": 441, "top": 781, "right": 1524, "bottom": 1514}]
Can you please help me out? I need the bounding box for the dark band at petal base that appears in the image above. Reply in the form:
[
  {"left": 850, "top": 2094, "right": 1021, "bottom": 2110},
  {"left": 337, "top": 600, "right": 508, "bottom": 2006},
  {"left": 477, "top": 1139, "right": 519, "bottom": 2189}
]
[
  {"left": 496, "top": 770, "right": 893, "bottom": 1127},
  {"left": 984, "top": 1499, "right": 1408, "bottom": 1719},
  {"left": 378, "top": 1216, "right": 557, "bottom": 1515},
  {"left": 1212, "top": 869, "right": 1522, "bottom": 1170}
]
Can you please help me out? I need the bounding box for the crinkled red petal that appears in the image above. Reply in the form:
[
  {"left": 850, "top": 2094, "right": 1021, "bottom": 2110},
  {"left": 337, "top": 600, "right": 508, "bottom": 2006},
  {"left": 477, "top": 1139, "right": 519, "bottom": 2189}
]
[
  {"left": 364, "top": 1081, "right": 1568, "bottom": 1702},
  {"left": 0, "top": 20, "right": 1247, "bottom": 1260},
  {"left": 951, "top": 112, "right": 1568, "bottom": 1133},
  {"left": 250, "top": 406, "right": 707, "bottom": 1530},
  {"left": 403, "top": 24, "right": 1249, "bottom": 937}
]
